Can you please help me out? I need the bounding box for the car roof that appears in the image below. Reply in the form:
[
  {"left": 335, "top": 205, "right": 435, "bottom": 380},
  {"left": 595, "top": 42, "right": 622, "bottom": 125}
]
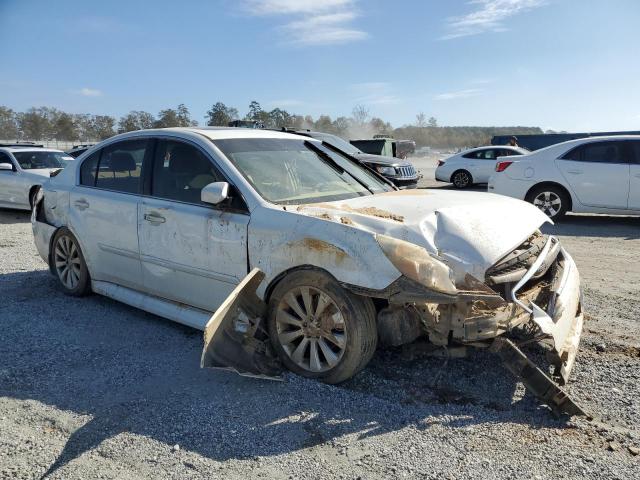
[{"left": 168, "top": 127, "right": 316, "bottom": 141}]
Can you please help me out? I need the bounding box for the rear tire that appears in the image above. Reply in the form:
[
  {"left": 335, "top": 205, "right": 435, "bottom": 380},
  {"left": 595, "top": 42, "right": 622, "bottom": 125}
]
[
  {"left": 451, "top": 170, "right": 473, "bottom": 189},
  {"left": 51, "top": 228, "right": 91, "bottom": 296},
  {"left": 267, "top": 269, "right": 377, "bottom": 384},
  {"left": 526, "top": 185, "right": 569, "bottom": 221}
]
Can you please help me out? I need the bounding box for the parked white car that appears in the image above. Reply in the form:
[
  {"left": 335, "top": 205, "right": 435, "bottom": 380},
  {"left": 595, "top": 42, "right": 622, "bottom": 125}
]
[
  {"left": 435, "top": 146, "right": 528, "bottom": 188},
  {"left": 31, "top": 128, "right": 585, "bottom": 414},
  {"left": 0, "top": 146, "right": 71, "bottom": 210},
  {"left": 489, "top": 135, "right": 640, "bottom": 220}
]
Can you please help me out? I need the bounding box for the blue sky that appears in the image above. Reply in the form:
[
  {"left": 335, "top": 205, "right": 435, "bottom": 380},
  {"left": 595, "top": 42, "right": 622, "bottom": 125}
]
[{"left": 1, "top": 0, "right": 639, "bottom": 131}]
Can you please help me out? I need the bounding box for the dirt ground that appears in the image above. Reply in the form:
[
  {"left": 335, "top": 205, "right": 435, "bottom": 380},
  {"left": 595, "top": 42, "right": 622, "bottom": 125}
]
[{"left": 1, "top": 168, "right": 639, "bottom": 479}]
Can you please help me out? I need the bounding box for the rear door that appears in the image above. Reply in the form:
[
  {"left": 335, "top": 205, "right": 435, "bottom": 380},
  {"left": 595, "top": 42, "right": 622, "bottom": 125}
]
[
  {"left": 556, "top": 140, "right": 630, "bottom": 209},
  {"left": 138, "top": 138, "right": 249, "bottom": 319},
  {"left": 466, "top": 148, "right": 498, "bottom": 183},
  {"left": 68, "top": 139, "right": 148, "bottom": 290},
  {"left": 628, "top": 141, "right": 640, "bottom": 210}
]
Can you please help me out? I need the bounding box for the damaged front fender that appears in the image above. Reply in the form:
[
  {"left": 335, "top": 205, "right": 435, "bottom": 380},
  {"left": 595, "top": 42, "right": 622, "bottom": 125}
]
[{"left": 200, "top": 268, "right": 282, "bottom": 379}]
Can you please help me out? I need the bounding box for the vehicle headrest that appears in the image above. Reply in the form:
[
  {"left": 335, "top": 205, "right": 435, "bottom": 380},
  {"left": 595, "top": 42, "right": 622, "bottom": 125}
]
[
  {"left": 110, "top": 152, "right": 136, "bottom": 172},
  {"left": 169, "top": 145, "right": 211, "bottom": 174}
]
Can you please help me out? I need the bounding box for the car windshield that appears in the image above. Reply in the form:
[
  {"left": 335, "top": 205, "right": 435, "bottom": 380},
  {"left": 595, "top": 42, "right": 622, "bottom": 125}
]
[
  {"left": 213, "top": 138, "right": 390, "bottom": 205},
  {"left": 12, "top": 151, "right": 67, "bottom": 169},
  {"left": 310, "top": 132, "right": 362, "bottom": 155}
]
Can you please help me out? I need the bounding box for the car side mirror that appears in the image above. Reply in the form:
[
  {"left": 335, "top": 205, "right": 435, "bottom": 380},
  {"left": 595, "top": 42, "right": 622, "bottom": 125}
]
[
  {"left": 201, "top": 181, "right": 229, "bottom": 205},
  {"left": 0, "top": 162, "right": 13, "bottom": 171}
]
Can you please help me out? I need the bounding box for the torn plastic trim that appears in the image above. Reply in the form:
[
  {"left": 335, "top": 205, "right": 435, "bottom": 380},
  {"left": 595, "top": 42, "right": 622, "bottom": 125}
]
[
  {"left": 342, "top": 274, "right": 503, "bottom": 305},
  {"left": 30, "top": 187, "right": 57, "bottom": 273},
  {"left": 490, "top": 337, "right": 588, "bottom": 417},
  {"left": 201, "top": 268, "right": 283, "bottom": 380}
]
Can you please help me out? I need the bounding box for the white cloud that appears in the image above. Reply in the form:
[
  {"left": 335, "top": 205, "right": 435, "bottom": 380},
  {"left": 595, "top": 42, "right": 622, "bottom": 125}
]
[
  {"left": 434, "top": 88, "right": 483, "bottom": 100},
  {"left": 442, "top": 0, "right": 546, "bottom": 40},
  {"left": 242, "top": 0, "right": 367, "bottom": 46},
  {"left": 72, "top": 88, "right": 103, "bottom": 97},
  {"left": 351, "top": 82, "right": 400, "bottom": 105}
]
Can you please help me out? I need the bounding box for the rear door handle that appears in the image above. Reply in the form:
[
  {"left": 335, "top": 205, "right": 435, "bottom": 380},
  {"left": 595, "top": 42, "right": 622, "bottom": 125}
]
[
  {"left": 74, "top": 199, "right": 89, "bottom": 210},
  {"left": 144, "top": 213, "right": 166, "bottom": 224}
]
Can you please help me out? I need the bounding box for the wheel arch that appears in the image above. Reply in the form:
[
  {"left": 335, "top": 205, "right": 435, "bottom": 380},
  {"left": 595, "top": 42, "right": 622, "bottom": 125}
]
[
  {"left": 28, "top": 184, "right": 41, "bottom": 208},
  {"left": 525, "top": 181, "right": 573, "bottom": 211}
]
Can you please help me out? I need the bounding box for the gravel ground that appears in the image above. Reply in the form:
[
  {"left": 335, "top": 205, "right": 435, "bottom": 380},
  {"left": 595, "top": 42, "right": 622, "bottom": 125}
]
[{"left": 1, "top": 173, "right": 639, "bottom": 479}]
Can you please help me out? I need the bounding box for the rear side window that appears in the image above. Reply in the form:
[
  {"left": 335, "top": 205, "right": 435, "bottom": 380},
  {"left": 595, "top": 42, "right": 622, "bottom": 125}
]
[
  {"left": 463, "top": 149, "right": 496, "bottom": 159},
  {"left": 562, "top": 141, "right": 628, "bottom": 164},
  {"left": 95, "top": 140, "right": 147, "bottom": 194},
  {"left": 80, "top": 151, "right": 100, "bottom": 186},
  {"left": 630, "top": 141, "right": 640, "bottom": 164},
  {"left": 498, "top": 149, "right": 520, "bottom": 157}
]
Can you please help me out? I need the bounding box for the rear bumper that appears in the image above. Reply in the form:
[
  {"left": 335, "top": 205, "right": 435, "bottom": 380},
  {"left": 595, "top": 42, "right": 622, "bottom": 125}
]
[{"left": 30, "top": 189, "right": 56, "bottom": 267}]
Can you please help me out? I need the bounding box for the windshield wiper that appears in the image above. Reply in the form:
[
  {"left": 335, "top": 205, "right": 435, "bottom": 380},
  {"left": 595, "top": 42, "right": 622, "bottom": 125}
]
[{"left": 304, "top": 141, "right": 375, "bottom": 194}]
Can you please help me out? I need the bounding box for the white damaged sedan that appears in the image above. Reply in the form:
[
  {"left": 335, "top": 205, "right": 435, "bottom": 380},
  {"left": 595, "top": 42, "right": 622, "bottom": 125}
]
[{"left": 32, "top": 128, "right": 585, "bottom": 415}]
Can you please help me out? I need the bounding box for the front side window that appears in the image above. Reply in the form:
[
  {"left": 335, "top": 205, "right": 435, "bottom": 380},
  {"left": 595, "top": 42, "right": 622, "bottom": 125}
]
[
  {"left": 11, "top": 151, "right": 66, "bottom": 169},
  {"left": 151, "top": 140, "right": 223, "bottom": 205},
  {"left": 213, "top": 138, "right": 379, "bottom": 205},
  {"left": 80, "top": 151, "right": 100, "bottom": 186},
  {"left": 631, "top": 141, "right": 640, "bottom": 164},
  {"left": 95, "top": 139, "right": 147, "bottom": 194}
]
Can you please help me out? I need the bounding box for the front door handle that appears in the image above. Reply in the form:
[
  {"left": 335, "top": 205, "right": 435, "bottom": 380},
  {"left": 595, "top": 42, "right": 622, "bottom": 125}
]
[
  {"left": 144, "top": 213, "right": 166, "bottom": 224},
  {"left": 74, "top": 199, "right": 89, "bottom": 210},
  {"left": 567, "top": 170, "right": 583, "bottom": 175}
]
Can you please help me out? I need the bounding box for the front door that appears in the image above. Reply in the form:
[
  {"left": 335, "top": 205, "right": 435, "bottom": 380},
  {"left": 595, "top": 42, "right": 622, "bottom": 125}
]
[
  {"left": 0, "top": 152, "right": 29, "bottom": 208},
  {"left": 138, "top": 139, "right": 249, "bottom": 320},
  {"left": 556, "top": 140, "right": 630, "bottom": 209},
  {"left": 68, "top": 139, "right": 148, "bottom": 290}
]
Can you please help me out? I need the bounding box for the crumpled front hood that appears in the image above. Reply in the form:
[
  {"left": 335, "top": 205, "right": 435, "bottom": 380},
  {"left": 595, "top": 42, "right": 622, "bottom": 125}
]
[
  {"left": 354, "top": 152, "right": 402, "bottom": 166},
  {"left": 296, "top": 189, "right": 550, "bottom": 279}
]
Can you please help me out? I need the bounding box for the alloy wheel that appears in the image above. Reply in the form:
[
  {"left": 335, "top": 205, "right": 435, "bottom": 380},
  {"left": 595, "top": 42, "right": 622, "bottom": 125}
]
[
  {"left": 453, "top": 171, "right": 470, "bottom": 188},
  {"left": 275, "top": 286, "right": 347, "bottom": 373},
  {"left": 54, "top": 235, "right": 82, "bottom": 290},
  {"left": 533, "top": 191, "right": 562, "bottom": 218}
]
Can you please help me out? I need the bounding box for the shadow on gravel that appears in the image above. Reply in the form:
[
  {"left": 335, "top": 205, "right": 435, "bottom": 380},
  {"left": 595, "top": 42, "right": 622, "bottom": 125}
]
[
  {"left": 0, "top": 269, "right": 573, "bottom": 479},
  {"left": 543, "top": 215, "right": 639, "bottom": 240},
  {"left": 0, "top": 208, "right": 30, "bottom": 225}
]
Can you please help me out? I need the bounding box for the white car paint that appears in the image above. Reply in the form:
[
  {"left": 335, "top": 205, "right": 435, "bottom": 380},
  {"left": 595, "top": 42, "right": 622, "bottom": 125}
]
[
  {"left": 435, "top": 145, "right": 527, "bottom": 186},
  {"left": 0, "top": 147, "right": 71, "bottom": 210},
  {"left": 488, "top": 135, "right": 640, "bottom": 217},
  {"left": 31, "top": 127, "right": 584, "bottom": 395}
]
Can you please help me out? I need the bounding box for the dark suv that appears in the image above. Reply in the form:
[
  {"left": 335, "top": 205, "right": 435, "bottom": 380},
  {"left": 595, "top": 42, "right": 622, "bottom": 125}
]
[{"left": 289, "top": 130, "right": 419, "bottom": 189}]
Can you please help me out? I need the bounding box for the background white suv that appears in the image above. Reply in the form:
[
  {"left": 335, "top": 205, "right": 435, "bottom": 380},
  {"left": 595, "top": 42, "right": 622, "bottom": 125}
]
[
  {"left": 435, "top": 145, "right": 528, "bottom": 188},
  {"left": 489, "top": 135, "right": 640, "bottom": 220}
]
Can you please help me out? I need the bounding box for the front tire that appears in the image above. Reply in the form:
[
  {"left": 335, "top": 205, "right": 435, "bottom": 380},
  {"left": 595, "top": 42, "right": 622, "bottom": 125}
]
[
  {"left": 526, "top": 185, "right": 569, "bottom": 221},
  {"left": 267, "top": 270, "right": 377, "bottom": 384},
  {"left": 51, "top": 228, "right": 91, "bottom": 296},
  {"left": 451, "top": 170, "right": 473, "bottom": 189}
]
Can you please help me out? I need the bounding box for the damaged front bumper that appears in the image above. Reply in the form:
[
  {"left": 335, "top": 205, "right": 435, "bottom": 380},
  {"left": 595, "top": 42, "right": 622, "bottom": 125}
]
[{"left": 201, "top": 238, "right": 586, "bottom": 416}]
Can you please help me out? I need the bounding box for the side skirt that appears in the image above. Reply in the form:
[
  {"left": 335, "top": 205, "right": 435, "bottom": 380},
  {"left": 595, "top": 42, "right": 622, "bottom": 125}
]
[{"left": 91, "top": 280, "right": 212, "bottom": 330}]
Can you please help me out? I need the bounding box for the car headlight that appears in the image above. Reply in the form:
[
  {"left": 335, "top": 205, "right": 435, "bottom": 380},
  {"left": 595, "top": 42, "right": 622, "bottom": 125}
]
[
  {"left": 375, "top": 166, "right": 396, "bottom": 176},
  {"left": 376, "top": 234, "right": 457, "bottom": 295}
]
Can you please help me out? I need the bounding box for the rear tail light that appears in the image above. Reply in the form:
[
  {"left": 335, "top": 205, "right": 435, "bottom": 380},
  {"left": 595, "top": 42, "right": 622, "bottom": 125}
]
[
  {"left": 437, "top": 160, "right": 445, "bottom": 167},
  {"left": 495, "top": 161, "right": 513, "bottom": 172}
]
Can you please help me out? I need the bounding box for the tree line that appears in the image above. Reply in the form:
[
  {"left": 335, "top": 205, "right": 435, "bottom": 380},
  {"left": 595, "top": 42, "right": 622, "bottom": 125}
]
[{"left": 0, "top": 101, "right": 542, "bottom": 149}]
